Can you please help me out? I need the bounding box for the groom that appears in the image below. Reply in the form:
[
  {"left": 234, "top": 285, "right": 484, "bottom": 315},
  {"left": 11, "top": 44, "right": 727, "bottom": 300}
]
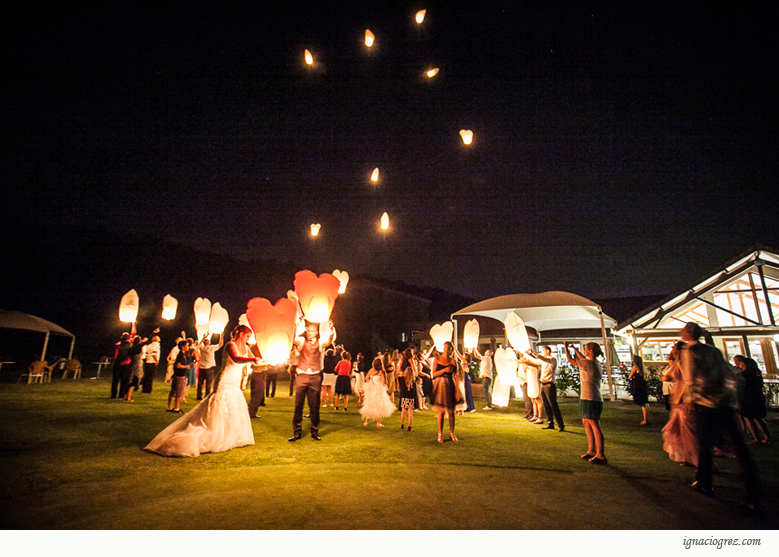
[{"left": 289, "top": 320, "right": 335, "bottom": 442}]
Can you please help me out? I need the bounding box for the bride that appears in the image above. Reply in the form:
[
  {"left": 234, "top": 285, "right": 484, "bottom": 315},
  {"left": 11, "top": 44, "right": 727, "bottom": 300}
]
[{"left": 145, "top": 325, "right": 260, "bottom": 457}]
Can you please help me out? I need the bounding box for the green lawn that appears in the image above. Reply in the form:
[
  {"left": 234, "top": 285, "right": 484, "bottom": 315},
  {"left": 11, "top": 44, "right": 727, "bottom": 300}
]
[{"left": 0, "top": 378, "right": 777, "bottom": 530}]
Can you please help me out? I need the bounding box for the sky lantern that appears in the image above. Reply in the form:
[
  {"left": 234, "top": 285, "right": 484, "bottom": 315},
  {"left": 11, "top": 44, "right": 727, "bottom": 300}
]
[
  {"left": 246, "top": 297, "right": 297, "bottom": 365},
  {"left": 332, "top": 269, "right": 349, "bottom": 294},
  {"left": 504, "top": 313, "right": 531, "bottom": 353},
  {"left": 463, "top": 318, "right": 480, "bottom": 351},
  {"left": 416, "top": 9, "right": 426, "bottom": 24},
  {"left": 194, "top": 297, "right": 211, "bottom": 340},
  {"left": 287, "top": 290, "right": 306, "bottom": 336},
  {"left": 310, "top": 223, "right": 321, "bottom": 236},
  {"left": 119, "top": 289, "right": 139, "bottom": 323},
  {"left": 304, "top": 49, "right": 313, "bottom": 65},
  {"left": 492, "top": 346, "right": 518, "bottom": 407},
  {"left": 238, "top": 313, "right": 256, "bottom": 344},
  {"left": 459, "top": 129, "right": 473, "bottom": 145},
  {"left": 208, "top": 302, "right": 230, "bottom": 336},
  {"left": 293, "top": 270, "right": 340, "bottom": 324},
  {"left": 429, "top": 321, "right": 453, "bottom": 353},
  {"left": 365, "top": 29, "right": 374, "bottom": 47},
  {"left": 161, "top": 294, "right": 178, "bottom": 320},
  {"left": 371, "top": 167, "right": 379, "bottom": 182},
  {"left": 380, "top": 212, "right": 389, "bottom": 230},
  {"left": 426, "top": 68, "right": 439, "bottom": 78}
]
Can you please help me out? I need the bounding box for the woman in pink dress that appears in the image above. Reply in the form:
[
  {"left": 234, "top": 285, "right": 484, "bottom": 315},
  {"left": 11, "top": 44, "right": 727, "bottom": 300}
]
[{"left": 659, "top": 341, "right": 698, "bottom": 467}]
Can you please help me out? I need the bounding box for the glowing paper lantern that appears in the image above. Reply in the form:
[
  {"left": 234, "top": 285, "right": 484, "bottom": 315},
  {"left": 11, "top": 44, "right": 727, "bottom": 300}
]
[
  {"left": 429, "top": 321, "right": 453, "bottom": 353},
  {"left": 459, "top": 129, "right": 473, "bottom": 145},
  {"left": 304, "top": 49, "right": 313, "bottom": 65},
  {"left": 238, "top": 313, "right": 256, "bottom": 344},
  {"left": 119, "top": 289, "right": 139, "bottom": 323},
  {"left": 332, "top": 269, "right": 349, "bottom": 294},
  {"left": 492, "top": 346, "right": 518, "bottom": 407},
  {"left": 416, "top": 9, "right": 426, "bottom": 24},
  {"left": 380, "top": 212, "right": 389, "bottom": 230},
  {"left": 161, "top": 294, "right": 178, "bottom": 320},
  {"left": 463, "top": 319, "right": 480, "bottom": 351},
  {"left": 365, "top": 29, "right": 374, "bottom": 47},
  {"left": 208, "top": 303, "right": 230, "bottom": 336},
  {"left": 194, "top": 297, "right": 212, "bottom": 340},
  {"left": 310, "top": 223, "right": 321, "bottom": 236},
  {"left": 426, "top": 68, "right": 439, "bottom": 78},
  {"left": 246, "top": 297, "right": 297, "bottom": 365},
  {"left": 504, "top": 313, "right": 531, "bottom": 353},
  {"left": 293, "top": 270, "right": 340, "bottom": 324},
  {"left": 287, "top": 290, "right": 305, "bottom": 336},
  {"left": 371, "top": 167, "right": 379, "bottom": 182}
]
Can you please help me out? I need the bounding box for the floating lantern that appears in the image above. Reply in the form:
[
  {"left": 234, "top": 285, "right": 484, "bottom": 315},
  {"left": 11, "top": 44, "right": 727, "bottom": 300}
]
[
  {"left": 459, "top": 129, "right": 473, "bottom": 145},
  {"left": 429, "top": 321, "right": 453, "bottom": 353},
  {"left": 293, "top": 270, "right": 341, "bottom": 324},
  {"left": 194, "top": 297, "right": 212, "bottom": 340},
  {"left": 238, "top": 313, "right": 256, "bottom": 345},
  {"left": 332, "top": 269, "right": 349, "bottom": 294},
  {"left": 287, "top": 290, "right": 305, "bottom": 336},
  {"left": 380, "top": 212, "right": 389, "bottom": 230},
  {"left": 304, "top": 49, "right": 313, "bottom": 65},
  {"left": 504, "top": 313, "right": 530, "bottom": 353},
  {"left": 416, "top": 9, "right": 426, "bottom": 24},
  {"left": 463, "top": 319, "right": 480, "bottom": 351},
  {"left": 365, "top": 29, "right": 374, "bottom": 47},
  {"left": 492, "top": 346, "right": 518, "bottom": 407},
  {"left": 119, "top": 289, "right": 139, "bottom": 323},
  {"left": 246, "top": 297, "right": 297, "bottom": 365},
  {"left": 371, "top": 167, "right": 379, "bottom": 182},
  {"left": 426, "top": 68, "right": 439, "bottom": 78},
  {"left": 161, "top": 294, "right": 178, "bottom": 321},
  {"left": 310, "top": 223, "right": 321, "bottom": 236},
  {"left": 208, "top": 302, "right": 230, "bottom": 336}
]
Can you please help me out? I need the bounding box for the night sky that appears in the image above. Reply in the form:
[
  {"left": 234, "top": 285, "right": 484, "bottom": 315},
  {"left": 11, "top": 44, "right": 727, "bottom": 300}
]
[{"left": 5, "top": 2, "right": 778, "bottom": 301}]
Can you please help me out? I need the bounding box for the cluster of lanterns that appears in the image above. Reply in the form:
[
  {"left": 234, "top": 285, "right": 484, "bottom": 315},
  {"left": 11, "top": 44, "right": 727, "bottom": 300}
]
[{"left": 304, "top": 8, "right": 473, "bottom": 241}]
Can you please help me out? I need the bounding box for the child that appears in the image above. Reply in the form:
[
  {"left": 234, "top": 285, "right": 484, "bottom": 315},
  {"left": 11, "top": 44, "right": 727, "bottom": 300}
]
[
  {"left": 360, "top": 357, "right": 395, "bottom": 427},
  {"left": 333, "top": 351, "right": 353, "bottom": 411},
  {"left": 398, "top": 349, "right": 417, "bottom": 431}
]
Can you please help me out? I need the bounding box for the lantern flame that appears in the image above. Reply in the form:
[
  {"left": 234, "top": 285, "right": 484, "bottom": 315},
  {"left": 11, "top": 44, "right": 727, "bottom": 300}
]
[
  {"left": 310, "top": 223, "right": 321, "bottom": 236},
  {"left": 430, "top": 322, "right": 453, "bottom": 353},
  {"left": 371, "top": 167, "right": 379, "bottom": 182},
  {"left": 463, "top": 319, "right": 480, "bottom": 351},
  {"left": 459, "top": 129, "right": 473, "bottom": 145},
  {"left": 365, "top": 29, "right": 374, "bottom": 47},
  {"left": 304, "top": 49, "right": 313, "bottom": 65},
  {"left": 119, "top": 289, "right": 139, "bottom": 323},
  {"left": 416, "top": 10, "right": 426, "bottom": 24},
  {"left": 332, "top": 270, "right": 349, "bottom": 294},
  {"left": 380, "top": 212, "right": 389, "bottom": 230},
  {"left": 426, "top": 68, "right": 439, "bottom": 78},
  {"left": 161, "top": 294, "right": 178, "bottom": 320}
]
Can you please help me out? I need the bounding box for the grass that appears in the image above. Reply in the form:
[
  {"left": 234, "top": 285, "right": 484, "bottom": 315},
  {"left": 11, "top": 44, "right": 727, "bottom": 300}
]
[{"left": 0, "top": 377, "right": 777, "bottom": 530}]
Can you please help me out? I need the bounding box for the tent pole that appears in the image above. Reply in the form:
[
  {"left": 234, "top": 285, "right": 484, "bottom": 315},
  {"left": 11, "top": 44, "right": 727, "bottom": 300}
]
[
  {"left": 599, "top": 309, "right": 614, "bottom": 401},
  {"left": 68, "top": 337, "right": 75, "bottom": 360},
  {"left": 41, "top": 332, "right": 51, "bottom": 362}
]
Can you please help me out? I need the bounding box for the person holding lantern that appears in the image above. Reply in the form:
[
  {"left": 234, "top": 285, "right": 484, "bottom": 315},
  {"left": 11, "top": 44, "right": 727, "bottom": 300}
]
[
  {"left": 196, "top": 333, "right": 224, "bottom": 400},
  {"left": 565, "top": 342, "right": 607, "bottom": 464},
  {"left": 289, "top": 320, "right": 335, "bottom": 442},
  {"left": 432, "top": 341, "right": 463, "bottom": 443},
  {"left": 145, "top": 325, "right": 260, "bottom": 457}
]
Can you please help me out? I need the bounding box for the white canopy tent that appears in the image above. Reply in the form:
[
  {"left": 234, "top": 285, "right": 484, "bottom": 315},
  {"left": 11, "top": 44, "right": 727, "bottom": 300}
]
[
  {"left": 452, "top": 291, "right": 617, "bottom": 400},
  {"left": 0, "top": 310, "right": 75, "bottom": 361}
]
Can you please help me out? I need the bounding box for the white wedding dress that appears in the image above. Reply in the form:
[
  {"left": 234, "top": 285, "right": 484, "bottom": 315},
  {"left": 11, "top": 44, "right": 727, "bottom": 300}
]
[{"left": 145, "top": 342, "right": 255, "bottom": 457}]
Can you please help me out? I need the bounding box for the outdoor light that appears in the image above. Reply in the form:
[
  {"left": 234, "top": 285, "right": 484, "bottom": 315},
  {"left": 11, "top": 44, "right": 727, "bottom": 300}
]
[
  {"left": 332, "top": 269, "right": 349, "bottom": 294},
  {"left": 293, "top": 270, "right": 341, "bottom": 323},
  {"left": 463, "top": 319, "right": 480, "bottom": 351},
  {"left": 246, "top": 297, "right": 297, "bottom": 365},
  {"left": 304, "top": 49, "right": 313, "bottom": 65},
  {"left": 429, "top": 321, "right": 453, "bottom": 352},
  {"left": 371, "top": 167, "right": 379, "bottom": 182},
  {"left": 380, "top": 212, "right": 389, "bottom": 230},
  {"left": 194, "top": 297, "right": 211, "bottom": 340},
  {"left": 365, "top": 29, "right": 374, "bottom": 47},
  {"left": 504, "top": 313, "right": 530, "bottom": 352},
  {"left": 119, "top": 289, "right": 139, "bottom": 323},
  {"left": 459, "top": 129, "right": 473, "bottom": 145},
  {"left": 416, "top": 9, "right": 426, "bottom": 24},
  {"left": 161, "top": 294, "right": 178, "bottom": 320},
  {"left": 310, "top": 223, "right": 321, "bottom": 236},
  {"left": 208, "top": 302, "right": 229, "bottom": 336},
  {"left": 426, "top": 68, "right": 439, "bottom": 78}
]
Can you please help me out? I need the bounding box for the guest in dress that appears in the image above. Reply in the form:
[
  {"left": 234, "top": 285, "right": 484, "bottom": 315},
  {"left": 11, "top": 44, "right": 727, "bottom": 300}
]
[
  {"left": 734, "top": 356, "right": 771, "bottom": 445},
  {"left": 417, "top": 350, "right": 433, "bottom": 410},
  {"left": 565, "top": 342, "right": 607, "bottom": 464},
  {"left": 629, "top": 355, "right": 649, "bottom": 425},
  {"left": 397, "top": 348, "right": 417, "bottom": 431},
  {"left": 353, "top": 352, "right": 366, "bottom": 405},
  {"left": 123, "top": 330, "right": 157, "bottom": 402},
  {"left": 519, "top": 355, "right": 543, "bottom": 424},
  {"left": 360, "top": 357, "right": 395, "bottom": 427},
  {"left": 321, "top": 346, "right": 338, "bottom": 408},
  {"left": 432, "top": 342, "right": 462, "bottom": 443},
  {"left": 659, "top": 341, "right": 697, "bottom": 467},
  {"left": 333, "top": 351, "right": 353, "bottom": 411},
  {"left": 167, "top": 340, "right": 193, "bottom": 413}
]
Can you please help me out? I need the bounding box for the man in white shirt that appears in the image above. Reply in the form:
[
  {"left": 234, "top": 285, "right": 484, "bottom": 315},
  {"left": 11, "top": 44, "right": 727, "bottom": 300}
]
[
  {"left": 526, "top": 345, "right": 565, "bottom": 432},
  {"left": 474, "top": 348, "right": 494, "bottom": 410},
  {"left": 141, "top": 336, "right": 161, "bottom": 393},
  {"left": 197, "top": 333, "right": 224, "bottom": 400}
]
